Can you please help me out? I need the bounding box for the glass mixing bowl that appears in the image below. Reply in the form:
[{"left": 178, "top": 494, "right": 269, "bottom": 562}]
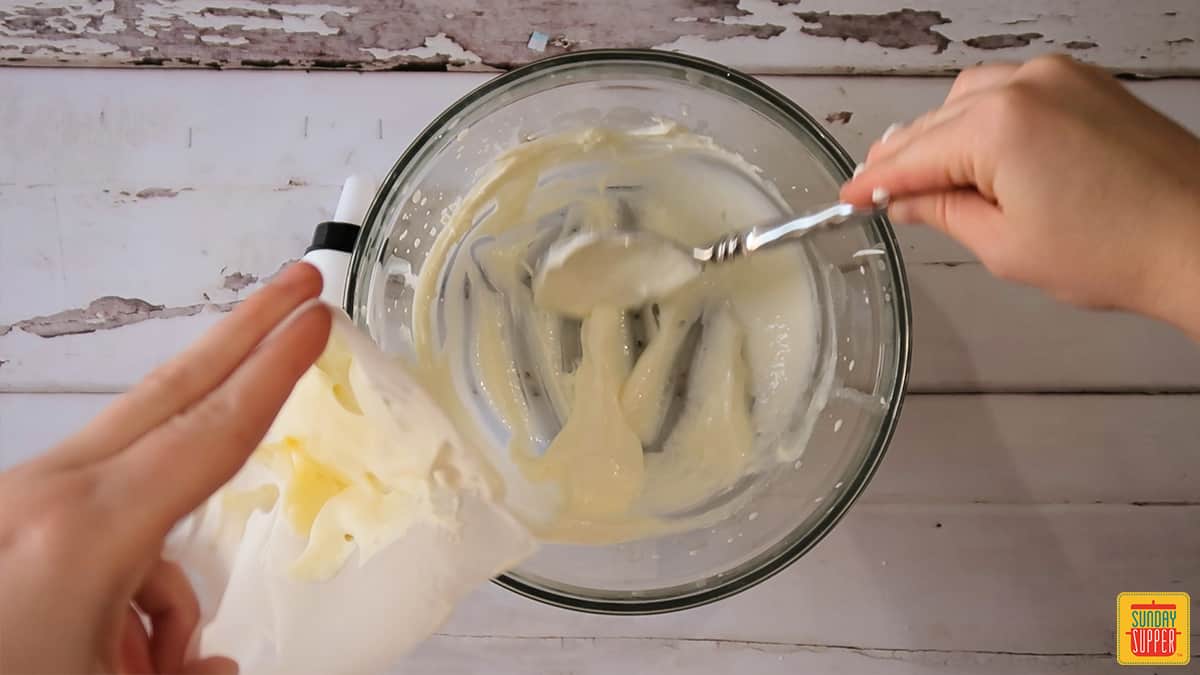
[{"left": 347, "top": 50, "right": 910, "bottom": 613}]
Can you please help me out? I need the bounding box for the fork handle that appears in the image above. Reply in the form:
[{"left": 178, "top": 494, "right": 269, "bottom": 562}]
[{"left": 695, "top": 202, "right": 879, "bottom": 263}]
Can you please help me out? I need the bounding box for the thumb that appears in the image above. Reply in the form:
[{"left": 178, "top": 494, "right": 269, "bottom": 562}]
[{"left": 888, "top": 189, "right": 1006, "bottom": 259}]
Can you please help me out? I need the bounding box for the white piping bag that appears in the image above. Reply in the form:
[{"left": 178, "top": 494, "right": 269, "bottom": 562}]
[{"left": 164, "top": 177, "right": 537, "bottom": 674}]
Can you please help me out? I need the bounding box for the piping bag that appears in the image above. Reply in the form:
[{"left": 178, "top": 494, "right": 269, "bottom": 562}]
[{"left": 163, "top": 177, "right": 538, "bottom": 674}]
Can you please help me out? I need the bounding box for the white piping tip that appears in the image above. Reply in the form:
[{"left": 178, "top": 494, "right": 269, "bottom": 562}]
[{"left": 333, "top": 174, "right": 377, "bottom": 225}]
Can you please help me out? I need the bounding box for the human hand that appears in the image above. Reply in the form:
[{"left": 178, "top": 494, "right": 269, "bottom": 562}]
[
  {"left": 842, "top": 55, "right": 1200, "bottom": 337},
  {"left": 0, "top": 263, "right": 331, "bottom": 674}
]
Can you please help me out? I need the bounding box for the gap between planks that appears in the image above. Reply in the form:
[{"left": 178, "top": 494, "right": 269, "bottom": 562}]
[{"left": 426, "top": 634, "right": 1126, "bottom": 659}]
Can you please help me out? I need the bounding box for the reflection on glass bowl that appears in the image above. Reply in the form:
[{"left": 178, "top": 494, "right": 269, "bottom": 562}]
[{"left": 348, "top": 50, "right": 911, "bottom": 614}]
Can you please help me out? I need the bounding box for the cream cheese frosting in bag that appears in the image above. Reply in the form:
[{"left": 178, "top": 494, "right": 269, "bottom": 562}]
[{"left": 166, "top": 307, "right": 536, "bottom": 675}]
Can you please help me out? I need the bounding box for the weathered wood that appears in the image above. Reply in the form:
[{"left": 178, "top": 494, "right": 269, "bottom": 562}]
[
  {"left": 1, "top": 397, "right": 1196, "bottom": 658},
  {"left": 0, "top": 393, "right": 112, "bottom": 459},
  {"left": 0, "top": 1, "right": 1196, "bottom": 76},
  {"left": 867, "top": 394, "right": 1200, "bottom": 505},
  {"left": 437, "top": 505, "right": 1200, "bottom": 655},
  {"left": 1, "top": 22, "right": 1196, "bottom": 674},
  {"left": 3, "top": 70, "right": 1197, "bottom": 189},
  {"left": 4, "top": 69, "right": 1200, "bottom": 392},
  {"left": 8, "top": 261, "right": 1200, "bottom": 392},
  {"left": 403, "top": 635, "right": 1124, "bottom": 675},
  {"left": 5, "top": 393, "right": 1197, "bottom": 507},
  {"left": 907, "top": 265, "right": 1200, "bottom": 391}
]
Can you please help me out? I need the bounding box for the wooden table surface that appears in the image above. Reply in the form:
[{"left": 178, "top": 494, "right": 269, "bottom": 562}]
[{"left": 2, "top": 2, "right": 1199, "bottom": 674}]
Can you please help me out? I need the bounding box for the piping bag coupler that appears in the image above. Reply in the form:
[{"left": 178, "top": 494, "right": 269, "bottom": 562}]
[{"left": 302, "top": 175, "right": 375, "bottom": 307}]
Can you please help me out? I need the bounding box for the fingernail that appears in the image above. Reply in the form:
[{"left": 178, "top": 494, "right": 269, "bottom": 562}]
[
  {"left": 273, "top": 261, "right": 318, "bottom": 286},
  {"left": 853, "top": 163, "right": 865, "bottom": 178},
  {"left": 881, "top": 122, "right": 903, "bottom": 143},
  {"left": 871, "top": 187, "right": 891, "bottom": 206}
]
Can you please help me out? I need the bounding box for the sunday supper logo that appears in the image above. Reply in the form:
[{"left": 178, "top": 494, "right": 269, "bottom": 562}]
[{"left": 1116, "top": 592, "right": 1191, "bottom": 666}]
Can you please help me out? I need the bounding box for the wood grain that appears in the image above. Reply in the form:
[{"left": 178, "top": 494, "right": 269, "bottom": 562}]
[
  {"left": 403, "top": 635, "right": 1125, "bottom": 675},
  {"left": 2, "top": 395, "right": 1197, "bottom": 658},
  {"left": 5, "top": 393, "right": 1196, "bottom": 506},
  {"left": 7, "top": 261, "right": 1200, "bottom": 392},
  {"left": 868, "top": 394, "right": 1200, "bottom": 505},
  {"left": 907, "top": 265, "right": 1200, "bottom": 391},
  {"left": 4, "top": 69, "right": 1200, "bottom": 392},
  {"left": 2, "top": 23, "right": 1198, "bottom": 673},
  {"left": 436, "top": 505, "right": 1200, "bottom": 655},
  {"left": 4, "top": 387, "right": 1197, "bottom": 665},
  {"left": 0, "top": 1, "right": 1196, "bottom": 76},
  {"left": 3, "top": 70, "right": 1197, "bottom": 188}
]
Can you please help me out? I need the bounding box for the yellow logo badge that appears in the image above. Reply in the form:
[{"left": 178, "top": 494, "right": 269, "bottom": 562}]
[{"left": 1117, "top": 592, "right": 1190, "bottom": 666}]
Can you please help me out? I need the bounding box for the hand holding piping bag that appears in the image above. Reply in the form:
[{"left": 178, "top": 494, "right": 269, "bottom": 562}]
[{"left": 0, "top": 264, "right": 330, "bottom": 674}]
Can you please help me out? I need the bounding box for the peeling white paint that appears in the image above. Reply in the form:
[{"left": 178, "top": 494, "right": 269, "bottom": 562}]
[
  {"left": 96, "top": 11, "right": 126, "bottom": 35},
  {"left": 0, "top": 0, "right": 1196, "bottom": 74},
  {"left": 199, "top": 33, "right": 249, "bottom": 45},
  {"left": 359, "top": 46, "right": 403, "bottom": 59},
  {"left": 0, "top": 0, "right": 126, "bottom": 36},
  {"left": 0, "top": 35, "right": 122, "bottom": 57},
  {"left": 650, "top": 0, "right": 1199, "bottom": 75},
  {"left": 135, "top": 0, "right": 355, "bottom": 38},
  {"left": 360, "top": 33, "right": 483, "bottom": 66},
  {"left": 406, "top": 33, "right": 484, "bottom": 65},
  {"left": 719, "top": 0, "right": 797, "bottom": 28}
]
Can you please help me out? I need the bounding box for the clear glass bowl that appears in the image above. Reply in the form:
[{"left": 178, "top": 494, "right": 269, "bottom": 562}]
[{"left": 347, "top": 50, "right": 910, "bottom": 613}]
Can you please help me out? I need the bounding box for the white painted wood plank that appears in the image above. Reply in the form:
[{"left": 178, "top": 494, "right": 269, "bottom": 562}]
[
  {"left": 868, "top": 394, "right": 1200, "bottom": 505},
  {"left": 3, "top": 395, "right": 1196, "bottom": 659},
  {"left": 672, "top": 0, "right": 1200, "bottom": 77},
  {"left": 0, "top": 393, "right": 114, "bottom": 466},
  {"left": 8, "top": 262, "right": 1200, "bottom": 392},
  {"left": 0, "top": 0, "right": 1195, "bottom": 76},
  {"left": 433, "top": 504, "right": 1200, "bottom": 654},
  {"left": 3, "top": 69, "right": 1199, "bottom": 392},
  {"left": 400, "top": 635, "right": 1124, "bottom": 675},
  {"left": 908, "top": 265, "right": 1200, "bottom": 391},
  {"left": 0, "top": 309, "right": 226, "bottom": 392},
  {"left": 0, "top": 63, "right": 1192, "bottom": 675},
  {"left": 0, "top": 184, "right": 321, "bottom": 323},
  {"left": 0, "top": 71, "right": 479, "bottom": 188},
  {"left": 7, "top": 393, "right": 1196, "bottom": 505},
  {"left": 3, "top": 70, "right": 1196, "bottom": 189}
]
